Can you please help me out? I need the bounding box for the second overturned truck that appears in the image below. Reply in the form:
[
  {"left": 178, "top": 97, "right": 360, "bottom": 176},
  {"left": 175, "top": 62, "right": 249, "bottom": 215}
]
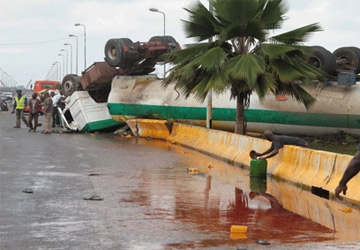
[{"left": 60, "top": 35, "right": 360, "bottom": 135}]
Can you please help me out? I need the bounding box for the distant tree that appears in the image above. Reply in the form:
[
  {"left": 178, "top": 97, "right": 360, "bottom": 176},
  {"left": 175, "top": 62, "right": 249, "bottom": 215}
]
[{"left": 165, "top": 0, "right": 326, "bottom": 134}]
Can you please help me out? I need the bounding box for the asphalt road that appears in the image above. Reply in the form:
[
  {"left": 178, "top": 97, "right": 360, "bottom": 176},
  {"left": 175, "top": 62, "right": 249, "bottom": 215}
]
[{"left": 1, "top": 110, "right": 360, "bottom": 250}]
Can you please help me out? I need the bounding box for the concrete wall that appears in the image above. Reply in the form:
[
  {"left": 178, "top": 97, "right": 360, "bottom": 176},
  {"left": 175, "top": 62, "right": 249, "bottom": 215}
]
[{"left": 128, "top": 119, "right": 359, "bottom": 203}]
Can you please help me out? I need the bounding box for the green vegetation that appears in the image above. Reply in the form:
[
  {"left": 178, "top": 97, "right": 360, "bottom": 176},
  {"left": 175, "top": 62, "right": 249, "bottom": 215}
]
[
  {"left": 304, "top": 132, "right": 359, "bottom": 155},
  {"left": 165, "top": 0, "right": 326, "bottom": 135}
]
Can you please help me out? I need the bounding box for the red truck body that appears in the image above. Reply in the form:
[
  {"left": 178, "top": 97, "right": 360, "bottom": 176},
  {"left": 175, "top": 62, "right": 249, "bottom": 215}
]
[{"left": 25, "top": 80, "right": 61, "bottom": 113}]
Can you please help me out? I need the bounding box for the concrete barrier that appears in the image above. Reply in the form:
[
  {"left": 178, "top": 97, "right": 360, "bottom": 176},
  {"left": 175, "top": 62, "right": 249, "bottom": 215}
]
[
  {"left": 126, "top": 119, "right": 170, "bottom": 139},
  {"left": 168, "top": 123, "right": 272, "bottom": 166},
  {"left": 131, "top": 119, "right": 360, "bottom": 202}
]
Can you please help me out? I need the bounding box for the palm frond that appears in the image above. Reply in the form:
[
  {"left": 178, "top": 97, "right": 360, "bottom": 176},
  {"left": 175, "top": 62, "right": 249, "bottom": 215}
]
[
  {"left": 291, "top": 57, "right": 328, "bottom": 82},
  {"left": 191, "top": 76, "right": 212, "bottom": 101},
  {"left": 254, "top": 72, "right": 276, "bottom": 99},
  {"left": 260, "top": 43, "right": 311, "bottom": 60},
  {"left": 270, "top": 23, "right": 322, "bottom": 44},
  {"left": 271, "top": 59, "right": 305, "bottom": 83},
  {"left": 226, "top": 54, "right": 266, "bottom": 87},
  {"left": 220, "top": 21, "right": 265, "bottom": 43},
  {"left": 206, "top": 72, "right": 229, "bottom": 92},
  {"left": 192, "top": 47, "right": 227, "bottom": 72},
  {"left": 213, "top": 0, "right": 260, "bottom": 26},
  {"left": 260, "top": 0, "right": 287, "bottom": 30},
  {"left": 274, "top": 83, "right": 316, "bottom": 110},
  {"left": 166, "top": 42, "right": 213, "bottom": 64},
  {"left": 183, "top": 1, "right": 222, "bottom": 41}
]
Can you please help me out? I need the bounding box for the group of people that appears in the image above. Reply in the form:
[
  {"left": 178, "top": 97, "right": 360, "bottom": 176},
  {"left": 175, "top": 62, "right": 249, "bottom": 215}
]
[
  {"left": 12, "top": 89, "right": 64, "bottom": 134},
  {"left": 251, "top": 130, "right": 360, "bottom": 201}
]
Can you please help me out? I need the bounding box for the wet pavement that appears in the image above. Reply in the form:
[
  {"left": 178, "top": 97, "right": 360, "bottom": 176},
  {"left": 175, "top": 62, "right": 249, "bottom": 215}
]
[{"left": 1, "top": 110, "right": 360, "bottom": 249}]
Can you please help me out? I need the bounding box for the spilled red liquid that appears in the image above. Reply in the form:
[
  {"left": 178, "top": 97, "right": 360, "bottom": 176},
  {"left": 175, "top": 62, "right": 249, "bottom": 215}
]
[{"left": 87, "top": 136, "right": 359, "bottom": 249}]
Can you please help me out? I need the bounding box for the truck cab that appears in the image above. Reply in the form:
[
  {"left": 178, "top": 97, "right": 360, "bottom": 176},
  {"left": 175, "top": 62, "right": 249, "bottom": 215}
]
[
  {"left": 25, "top": 80, "right": 61, "bottom": 113},
  {"left": 33, "top": 80, "right": 61, "bottom": 93}
]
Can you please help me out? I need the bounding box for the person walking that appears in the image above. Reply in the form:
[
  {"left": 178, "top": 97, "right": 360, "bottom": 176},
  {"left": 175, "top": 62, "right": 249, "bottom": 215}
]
[
  {"left": 41, "top": 92, "right": 53, "bottom": 134},
  {"left": 252, "top": 130, "right": 308, "bottom": 160},
  {"left": 50, "top": 91, "right": 61, "bottom": 128},
  {"left": 27, "top": 92, "right": 42, "bottom": 132},
  {"left": 335, "top": 143, "right": 360, "bottom": 200},
  {"left": 11, "top": 89, "right": 28, "bottom": 128}
]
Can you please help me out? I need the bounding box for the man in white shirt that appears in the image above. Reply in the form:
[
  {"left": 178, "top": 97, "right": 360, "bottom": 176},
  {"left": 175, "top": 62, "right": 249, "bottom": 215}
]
[{"left": 50, "top": 91, "right": 61, "bottom": 127}]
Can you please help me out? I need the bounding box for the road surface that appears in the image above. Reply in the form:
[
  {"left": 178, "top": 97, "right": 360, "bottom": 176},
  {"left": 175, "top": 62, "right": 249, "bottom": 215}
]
[{"left": 1, "top": 110, "right": 360, "bottom": 250}]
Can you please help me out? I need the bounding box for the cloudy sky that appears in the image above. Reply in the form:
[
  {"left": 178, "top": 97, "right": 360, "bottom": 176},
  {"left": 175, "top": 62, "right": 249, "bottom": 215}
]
[{"left": 0, "top": 0, "right": 359, "bottom": 87}]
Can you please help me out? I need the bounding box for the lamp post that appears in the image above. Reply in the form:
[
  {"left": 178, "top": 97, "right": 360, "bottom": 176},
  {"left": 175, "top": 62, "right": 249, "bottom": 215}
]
[
  {"left": 58, "top": 54, "right": 64, "bottom": 79},
  {"left": 206, "top": 2, "right": 213, "bottom": 129},
  {"left": 74, "top": 23, "right": 86, "bottom": 71},
  {"left": 149, "top": 7, "right": 166, "bottom": 78},
  {"left": 69, "top": 34, "right": 79, "bottom": 75},
  {"left": 64, "top": 43, "right": 73, "bottom": 74},
  {"left": 52, "top": 62, "right": 58, "bottom": 81},
  {"left": 53, "top": 62, "right": 61, "bottom": 82},
  {"left": 60, "top": 49, "right": 68, "bottom": 75}
]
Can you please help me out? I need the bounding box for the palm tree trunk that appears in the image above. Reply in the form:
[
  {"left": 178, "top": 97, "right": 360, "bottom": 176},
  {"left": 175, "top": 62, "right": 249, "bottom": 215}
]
[{"left": 235, "top": 93, "right": 245, "bottom": 135}]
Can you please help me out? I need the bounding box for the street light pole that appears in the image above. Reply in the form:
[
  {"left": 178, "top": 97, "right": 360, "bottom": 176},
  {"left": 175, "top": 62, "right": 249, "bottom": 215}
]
[
  {"left": 69, "top": 34, "right": 79, "bottom": 75},
  {"left": 74, "top": 23, "right": 86, "bottom": 71},
  {"left": 54, "top": 61, "right": 61, "bottom": 82},
  {"left": 149, "top": 8, "right": 166, "bottom": 78},
  {"left": 64, "top": 43, "right": 73, "bottom": 74},
  {"left": 60, "top": 49, "right": 68, "bottom": 75},
  {"left": 206, "top": 2, "right": 213, "bottom": 129},
  {"left": 52, "top": 62, "right": 58, "bottom": 81},
  {"left": 58, "top": 54, "right": 64, "bottom": 79}
]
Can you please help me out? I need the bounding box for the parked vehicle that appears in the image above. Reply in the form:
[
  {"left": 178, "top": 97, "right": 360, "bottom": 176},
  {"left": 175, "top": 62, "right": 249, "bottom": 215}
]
[
  {"left": 24, "top": 80, "right": 60, "bottom": 113},
  {"left": 2, "top": 92, "right": 13, "bottom": 100},
  {"left": 33, "top": 80, "right": 61, "bottom": 93},
  {"left": 0, "top": 97, "right": 8, "bottom": 111}
]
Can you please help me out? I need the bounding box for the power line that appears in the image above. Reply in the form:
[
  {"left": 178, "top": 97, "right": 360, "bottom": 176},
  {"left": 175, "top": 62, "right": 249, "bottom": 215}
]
[{"left": 0, "top": 35, "right": 83, "bottom": 46}]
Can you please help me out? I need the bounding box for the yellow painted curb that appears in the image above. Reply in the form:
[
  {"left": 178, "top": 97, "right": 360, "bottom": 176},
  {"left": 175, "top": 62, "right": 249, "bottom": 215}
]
[
  {"left": 168, "top": 123, "right": 271, "bottom": 166},
  {"left": 126, "top": 119, "right": 170, "bottom": 139}
]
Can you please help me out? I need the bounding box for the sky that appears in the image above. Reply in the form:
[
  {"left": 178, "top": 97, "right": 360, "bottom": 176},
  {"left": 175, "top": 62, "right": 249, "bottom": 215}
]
[{"left": 0, "top": 0, "right": 359, "bottom": 87}]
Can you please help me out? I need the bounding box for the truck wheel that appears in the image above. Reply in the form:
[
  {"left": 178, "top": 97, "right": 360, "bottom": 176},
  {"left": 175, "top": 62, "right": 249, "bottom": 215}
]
[
  {"left": 149, "top": 35, "right": 181, "bottom": 51},
  {"left": 104, "top": 38, "right": 133, "bottom": 67},
  {"left": 61, "top": 74, "right": 82, "bottom": 97},
  {"left": 333, "top": 47, "right": 360, "bottom": 73},
  {"left": 308, "top": 46, "right": 336, "bottom": 75}
]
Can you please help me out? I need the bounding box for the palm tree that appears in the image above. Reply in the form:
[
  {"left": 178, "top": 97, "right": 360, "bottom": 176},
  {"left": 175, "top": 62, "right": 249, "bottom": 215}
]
[{"left": 165, "top": 0, "right": 326, "bottom": 134}]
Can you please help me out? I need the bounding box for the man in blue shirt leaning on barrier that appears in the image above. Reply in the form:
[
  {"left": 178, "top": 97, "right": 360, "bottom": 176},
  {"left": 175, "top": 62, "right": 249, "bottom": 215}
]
[
  {"left": 252, "top": 130, "right": 308, "bottom": 160},
  {"left": 335, "top": 143, "right": 360, "bottom": 200}
]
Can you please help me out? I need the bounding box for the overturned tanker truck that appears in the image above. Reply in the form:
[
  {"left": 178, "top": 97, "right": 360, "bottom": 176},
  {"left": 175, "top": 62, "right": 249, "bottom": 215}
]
[
  {"left": 60, "top": 38, "right": 360, "bottom": 135},
  {"left": 59, "top": 36, "right": 181, "bottom": 132}
]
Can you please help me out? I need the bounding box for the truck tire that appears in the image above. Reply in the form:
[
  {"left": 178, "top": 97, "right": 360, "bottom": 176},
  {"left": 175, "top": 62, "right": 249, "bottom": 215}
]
[
  {"left": 149, "top": 35, "right": 181, "bottom": 51},
  {"left": 333, "top": 47, "right": 360, "bottom": 74},
  {"left": 308, "top": 46, "right": 336, "bottom": 75},
  {"left": 61, "top": 74, "right": 82, "bottom": 97},
  {"left": 104, "top": 38, "right": 134, "bottom": 67}
]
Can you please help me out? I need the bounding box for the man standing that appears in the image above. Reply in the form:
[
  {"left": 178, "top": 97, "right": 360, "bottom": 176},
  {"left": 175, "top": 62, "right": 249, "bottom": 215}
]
[
  {"left": 50, "top": 91, "right": 60, "bottom": 128},
  {"left": 41, "top": 92, "right": 53, "bottom": 134},
  {"left": 28, "top": 92, "right": 42, "bottom": 132},
  {"left": 253, "top": 130, "right": 308, "bottom": 160},
  {"left": 335, "top": 143, "right": 360, "bottom": 200},
  {"left": 11, "top": 89, "right": 28, "bottom": 128}
]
